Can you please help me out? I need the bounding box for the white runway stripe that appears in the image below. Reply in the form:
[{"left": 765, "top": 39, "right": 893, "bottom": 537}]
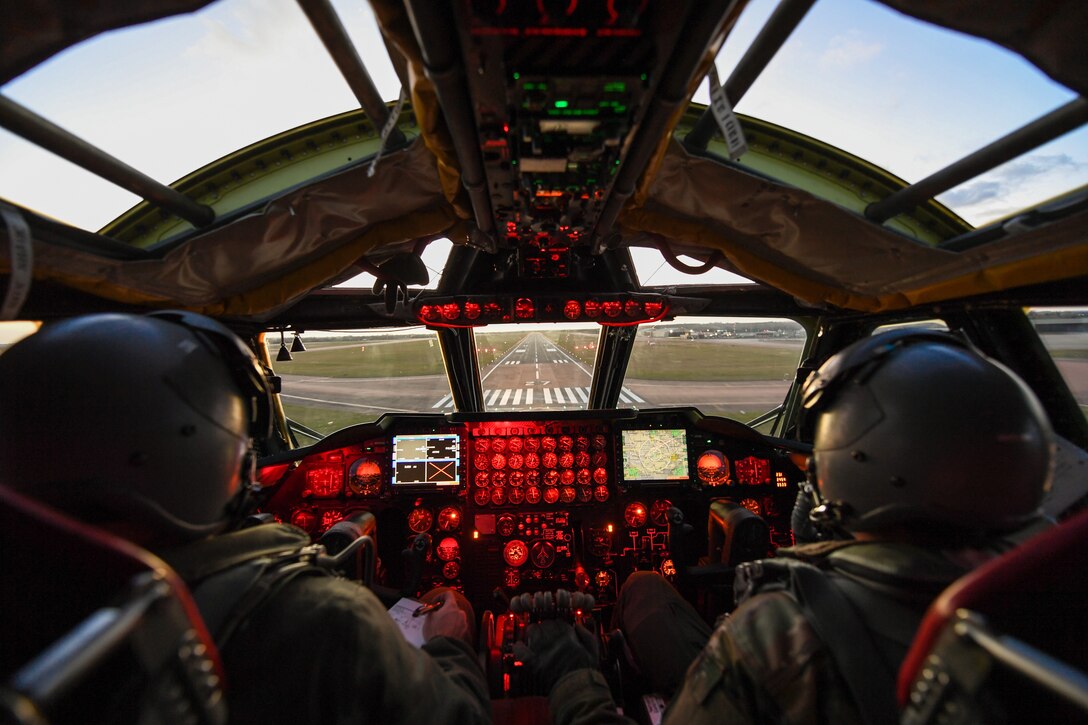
[
  {"left": 513, "top": 388, "right": 523, "bottom": 405},
  {"left": 576, "top": 387, "right": 589, "bottom": 402},
  {"left": 544, "top": 388, "right": 553, "bottom": 404},
  {"left": 622, "top": 387, "right": 645, "bottom": 403},
  {"left": 618, "top": 390, "right": 632, "bottom": 403},
  {"left": 553, "top": 388, "right": 565, "bottom": 403},
  {"left": 487, "top": 389, "right": 501, "bottom": 405},
  {"left": 433, "top": 394, "right": 452, "bottom": 409},
  {"left": 564, "top": 387, "right": 577, "bottom": 403},
  {"left": 525, "top": 388, "right": 533, "bottom": 405},
  {"left": 499, "top": 389, "right": 512, "bottom": 405}
]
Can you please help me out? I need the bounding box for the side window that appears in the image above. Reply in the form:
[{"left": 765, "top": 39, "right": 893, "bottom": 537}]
[{"left": 1029, "top": 308, "right": 1088, "bottom": 423}]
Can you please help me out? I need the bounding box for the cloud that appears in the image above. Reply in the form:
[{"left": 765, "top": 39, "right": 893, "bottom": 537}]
[
  {"left": 938, "top": 153, "right": 1088, "bottom": 225},
  {"left": 819, "top": 31, "right": 883, "bottom": 69}
]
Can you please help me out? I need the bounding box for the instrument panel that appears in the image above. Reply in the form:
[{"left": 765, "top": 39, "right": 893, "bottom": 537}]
[{"left": 256, "top": 409, "right": 806, "bottom": 614}]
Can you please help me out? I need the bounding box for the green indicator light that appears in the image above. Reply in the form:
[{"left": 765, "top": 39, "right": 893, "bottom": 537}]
[
  {"left": 640, "top": 73, "right": 647, "bottom": 81},
  {"left": 555, "top": 100, "right": 569, "bottom": 108},
  {"left": 614, "top": 105, "right": 627, "bottom": 113},
  {"left": 604, "top": 82, "right": 627, "bottom": 93},
  {"left": 513, "top": 72, "right": 520, "bottom": 80}
]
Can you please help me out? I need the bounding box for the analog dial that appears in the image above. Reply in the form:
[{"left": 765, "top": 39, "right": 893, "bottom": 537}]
[
  {"left": 504, "top": 539, "right": 529, "bottom": 567},
  {"left": 407, "top": 507, "right": 434, "bottom": 533},
  {"left": 348, "top": 458, "right": 382, "bottom": 496},
  {"left": 436, "top": 506, "right": 462, "bottom": 531}
]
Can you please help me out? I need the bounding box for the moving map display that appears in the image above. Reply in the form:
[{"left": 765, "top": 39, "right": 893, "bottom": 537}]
[
  {"left": 621, "top": 429, "right": 689, "bottom": 482},
  {"left": 392, "top": 434, "right": 461, "bottom": 487}
]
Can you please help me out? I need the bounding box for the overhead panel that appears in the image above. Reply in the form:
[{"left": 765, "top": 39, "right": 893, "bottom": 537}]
[{"left": 453, "top": 0, "right": 691, "bottom": 277}]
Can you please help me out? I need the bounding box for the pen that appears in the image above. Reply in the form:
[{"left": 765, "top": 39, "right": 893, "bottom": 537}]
[{"left": 412, "top": 599, "right": 445, "bottom": 617}]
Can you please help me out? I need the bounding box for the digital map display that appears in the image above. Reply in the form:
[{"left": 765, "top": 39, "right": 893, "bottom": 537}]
[
  {"left": 392, "top": 434, "right": 460, "bottom": 486},
  {"left": 621, "top": 429, "right": 689, "bottom": 482}
]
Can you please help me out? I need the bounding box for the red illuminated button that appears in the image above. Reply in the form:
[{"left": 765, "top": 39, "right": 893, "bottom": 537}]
[{"left": 514, "top": 298, "right": 535, "bottom": 319}]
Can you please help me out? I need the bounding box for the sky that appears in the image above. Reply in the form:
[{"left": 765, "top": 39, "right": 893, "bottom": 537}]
[{"left": 0, "top": 0, "right": 1085, "bottom": 290}]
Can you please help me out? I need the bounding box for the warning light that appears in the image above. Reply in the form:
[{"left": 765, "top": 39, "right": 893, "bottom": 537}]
[
  {"left": 554, "top": 99, "right": 569, "bottom": 108},
  {"left": 606, "top": 523, "right": 613, "bottom": 533},
  {"left": 514, "top": 298, "right": 536, "bottom": 319},
  {"left": 473, "top": 530, "right": 480, "bottom": 540}
]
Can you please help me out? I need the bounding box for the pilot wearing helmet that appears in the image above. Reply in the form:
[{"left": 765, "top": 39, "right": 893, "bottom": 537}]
[
  {"left": 516, "top": 329, "right": 1055, "bottom": 724},
  {"left": 0, "top": 312, "right": 490, "bottom": 724}
]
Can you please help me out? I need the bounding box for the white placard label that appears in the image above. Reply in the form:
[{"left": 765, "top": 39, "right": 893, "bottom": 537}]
[
  {"left": 708, "top": 65, "right": 749, "bottom": 161},
  {"left": 1, "top": 204, "right": 33, "bottom": 321}
]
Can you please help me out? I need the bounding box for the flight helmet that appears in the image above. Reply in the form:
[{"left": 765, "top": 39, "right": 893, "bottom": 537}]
[
  {"left": 0, "top": 311, "right": 274, "bottom": 541},
  {"left": 801, "top": 328, "right": 1054, "bottom": 533}
]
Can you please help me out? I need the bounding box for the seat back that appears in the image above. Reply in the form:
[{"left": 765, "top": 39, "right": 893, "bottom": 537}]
[
  {"left": 0, "top": 485, "right": 227, "bottom": 724},
  {"left": 898, "top": 509, "right": 1088, "bottom": 723}
]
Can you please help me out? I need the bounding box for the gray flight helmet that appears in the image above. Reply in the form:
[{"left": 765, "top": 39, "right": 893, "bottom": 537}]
[
  {"left": 0, "top": 312, "right": 274, "bottom": 541},
  {"left": 801, "top": 328, "right": 1054, "bottom": 533}
]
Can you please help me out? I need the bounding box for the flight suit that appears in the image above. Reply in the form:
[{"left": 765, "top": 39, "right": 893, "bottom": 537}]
[
  {"left": 549, "top": 541, "right": 970, "bottom": 725},
  {"left": 161, "top": 524, "right": 491, "bottom": 725}
]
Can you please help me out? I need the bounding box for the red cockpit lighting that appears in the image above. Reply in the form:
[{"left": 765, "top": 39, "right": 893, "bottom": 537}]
[
  {"left": 563, "top": 300, "right": 582, "bottom": 320},
  {"left": 463, "top": 301, "right": 481, "bottom": 320},
  {"left": 514, "top": 298, "right": 536, "bottom": 319},
  {"left": 601, "top": 300, "right": 622, "bottom": 318}
]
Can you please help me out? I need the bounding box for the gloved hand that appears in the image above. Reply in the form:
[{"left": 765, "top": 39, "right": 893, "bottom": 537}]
[{"left": 512, "top": 618, "right": 600, "bottom": 695}]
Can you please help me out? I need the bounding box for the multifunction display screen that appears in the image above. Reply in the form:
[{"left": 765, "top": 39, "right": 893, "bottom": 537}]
[
  {"left": 620, "top": 429, "right": 689, "bottom": 483},
  {"left": 392, "top": 434, "right": 461, "bottom": 487}
]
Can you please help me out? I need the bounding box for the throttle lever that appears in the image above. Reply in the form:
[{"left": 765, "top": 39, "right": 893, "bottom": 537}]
[{"left": 400, "top": 533, "right": 430, "bottom": 597}]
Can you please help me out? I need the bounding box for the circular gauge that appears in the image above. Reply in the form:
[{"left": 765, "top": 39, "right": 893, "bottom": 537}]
[
  {"left": 592, "top": 434, "right": 608, "bottom": 451},
  {"left": 290, "top": 508, "right": 316, "bottom": 532},
  {"left": 474, "top": 453, "right": 490, "bottom": 471},
  {"left": 473, "top": 487, "right": 491, "bottom": 506},
  {"left": 575, "top": 451, "right": 590, "bottom": 468},
  {"left": 524, "top": 437, "right": 540, "bottom": 453},
  {"left": 308, "top": 467, "right": 344, "bottom": 498},
  {"left": 530, "top": 540, "right": 556, "bottom": 568},
  {"left": 436, "top": 536, "right": 460, "bottom": 561},
  {"left": 491, "top": 453, "right": 507, "bottom": 470},
  {"left": 660, "top": 558, "right": 677, "bottom": 579},
  {"left": 474, "top": 471, "right": 490, "bottom": 488},
  {"left": 594, "top": 485, "right": 610, "bottom": 502},
  {"left": 508, "top": 487, "right": 525, "bottom": 505},
  {"left": 559, "top": 452, "right": 575, "bottom": 469},
  {"left": 543, "top": 487, "right": 560, "bottom": 504},
  {"left": 542, "top": 452, "right": 558, "bottom": 469},
  {"left": 492, "top": 471, "right": 507, "bottom": 487},
  {"left": 592, "top": 451, "right": 608, "bottom": 467},
  {"left": 348, "top": 458, "right": 382, "bottom": 496},
  {"left": 526, "top": 470, "right": 541, "bottom": 487},
  {"left": 560, "top": 486, "right": 576, "bottom": 503},
  {"left": 575, "top": 435, "right": 590, "bottom": 451},
  {"left": 508, "top": 471, "right": 525, "bottom": 488},
  {"left": 504, "top": 539, "right": 529, "bottom": 567},
  {"left": 544, "top": 470, "right": 559, "bottom": 486},
  {"left": 474, "top": 438, "right": 490, "bottom": 453},
  {"left": 497, "top": 514, "right": 516, "bottom": 537},
  {"left": 525, "top": 486, "right": 542, "bottom": 505},
  {"left": 576, "top": 468, "right": 591, "bottom": 486},
  {"left": 491, "top": 437, "right": 507, "bottom": 453},
  {"left": 541, "top": 436, "right": 557, "bottom": 452},
  {"left": 437, "top": 506, "right": 462, "bottom": 531},
  {"left": 443, "top": 561, "right": 461, "bottom": 580},
  {"left": 590, "top": 530, "right": 611, "bottom": 557},
  {"left": 491, "top": 487, "right": 507, "bottom": 505},
  {"left": 624, "top": 502, "right": 648, "bottom": 528},
  {"left": 697, "top": 450, "right": 730, "bottom": 487},
  {"left": 560, "top": 469, "right": 575, "bottom": 486},
  {"left": 524, "top": 453, "right": 540, "bottom": 470},
  {"left": 593, "top": 467, "right": 608, "bottom": 485},
  {"left": 507, "top": 436, "right": 523, "bottom": 453},
  {"left": 558, "top": 436, "right": 573, "bottom": 452},
  {"left": 739, "top": 498, "right": 761, "bottom": 515},
  {"left": 650, "top": 499, "right": 672, "bottom": 527},
  {"left": 407, "top": 507, "right": 434, "bottom": 533},
  {"left": 504, "top": 569, "right": 521, "bottom": 588},
  {"left": 507, "top": 453, "right": 524, "bottom": 470},
  {"left": 577, "top": 486, "right": 593, "bottom": 503},
  {"left": 321, "top": 509, "right": 344, "bottom": 530}
]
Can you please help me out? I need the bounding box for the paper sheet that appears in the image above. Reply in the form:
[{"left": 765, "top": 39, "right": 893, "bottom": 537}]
[{"left": 387, "top": 597, "right": 427, "bottom": 648}]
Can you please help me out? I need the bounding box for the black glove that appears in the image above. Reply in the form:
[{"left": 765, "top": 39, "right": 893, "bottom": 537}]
[{"left": 512, "top": 619, "right": 600, "bottom": 695}]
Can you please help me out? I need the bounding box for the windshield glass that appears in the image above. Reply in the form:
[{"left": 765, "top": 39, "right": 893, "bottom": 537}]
[
  {"left": 270, "top": 327, "right": 447, "bottom": 435},
  {"left": 472, "top": 325, "right": 599, "bottom": 413},
  {"left": 622, "top": 317, "right": 807, "bottom": 427}
]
